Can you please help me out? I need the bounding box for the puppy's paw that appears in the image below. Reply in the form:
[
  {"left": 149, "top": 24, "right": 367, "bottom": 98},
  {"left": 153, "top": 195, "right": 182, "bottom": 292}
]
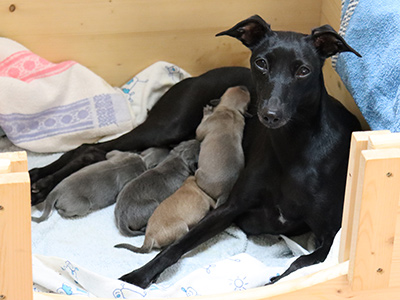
[{"left": 203, "top": 105, "right": 214, "bottom": 115}]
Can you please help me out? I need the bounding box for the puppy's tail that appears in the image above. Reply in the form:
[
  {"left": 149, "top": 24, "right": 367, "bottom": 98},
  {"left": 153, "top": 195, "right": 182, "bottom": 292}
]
[
  {"left": 115, "top": 213, "right": 146, "bottom": 237},
  {"left": 31, "top": 193, "right": 57, "bottom": 223},
  {"left": 114, "top": 238, "right": 155, "bottom": 254}
]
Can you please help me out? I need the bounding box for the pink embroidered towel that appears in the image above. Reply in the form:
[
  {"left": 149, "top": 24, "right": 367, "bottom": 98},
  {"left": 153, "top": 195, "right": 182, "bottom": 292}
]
[{"left": 0, "top": 38, "right": 133, "bottom": 153}]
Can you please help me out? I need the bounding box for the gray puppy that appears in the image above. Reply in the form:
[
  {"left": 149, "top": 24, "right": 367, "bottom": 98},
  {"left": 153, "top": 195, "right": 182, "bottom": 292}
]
[
  {"left": 195, "top": 86, "right": 250, "bottom": 207},
  {"left": 115, "top": 176, "right": 215, "bottom": 253},
  {"left": 32, "top": 150, "right": 149, "bottom": 223},
  {"left": 140, "top": 147, "right": 170, "bottom": 169},
  {"left": 113, "top": 87, "right": 249, "bottom": 252},
  {"left": 114, "top": 139, "right": 200, "bottom": 236}
]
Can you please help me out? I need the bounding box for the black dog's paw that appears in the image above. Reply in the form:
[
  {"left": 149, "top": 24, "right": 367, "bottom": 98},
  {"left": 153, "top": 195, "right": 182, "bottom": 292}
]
[
  {"left": 266, "top": 274, "right": 282, "bottom": 285},
  {"left": 30, "top": 176, "right": 55, "bottom": 206},
  {"left": 29, "top": 168, "right": 42, "bottom": 184},
  {"left": 119, "top": 270, "right": 153, "bottom": 289}
]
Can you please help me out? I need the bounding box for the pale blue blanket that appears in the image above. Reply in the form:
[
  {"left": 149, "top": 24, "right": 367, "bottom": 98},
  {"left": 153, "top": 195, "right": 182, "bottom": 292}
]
[{"left": 335, "top": 0, "right": 400, "bottom": 131}]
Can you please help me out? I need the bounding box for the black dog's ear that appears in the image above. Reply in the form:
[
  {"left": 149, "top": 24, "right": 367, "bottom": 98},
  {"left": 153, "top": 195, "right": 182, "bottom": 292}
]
[
  {"left": 311, "top": 24, "right": 361, "bottom": 58},
  {"left": 216, "top": 15, "right": 273, "bottom": 49}
]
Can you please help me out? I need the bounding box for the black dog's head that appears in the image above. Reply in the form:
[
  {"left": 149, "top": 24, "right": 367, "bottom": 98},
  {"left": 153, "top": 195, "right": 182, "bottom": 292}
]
[{"left": 217, "top": 15, "right": 361, "bottom": 129}]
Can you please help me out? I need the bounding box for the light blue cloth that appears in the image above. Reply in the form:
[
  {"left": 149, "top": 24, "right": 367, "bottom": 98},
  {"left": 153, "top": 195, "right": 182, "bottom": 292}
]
[{"left": 335, "top": 0, "right": 400, "bottom": 131}]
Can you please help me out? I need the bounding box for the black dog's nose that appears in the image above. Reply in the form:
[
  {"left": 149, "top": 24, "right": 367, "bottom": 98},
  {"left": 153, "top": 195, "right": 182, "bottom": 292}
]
[{"left": 263, "top": 110, "right": 281, "bottom": 125}]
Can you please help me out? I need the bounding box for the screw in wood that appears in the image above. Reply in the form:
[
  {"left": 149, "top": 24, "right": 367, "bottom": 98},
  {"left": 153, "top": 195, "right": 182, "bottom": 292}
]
[
  {"left": 9, "top": 4, "right": 16, "bottom": 12},
  {"left": 386, "top": 172, "right": 393, "bottom": 177}
]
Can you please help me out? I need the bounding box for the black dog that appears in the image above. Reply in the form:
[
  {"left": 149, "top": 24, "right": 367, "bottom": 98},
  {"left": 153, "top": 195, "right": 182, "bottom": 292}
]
[
  {"left": 29, "top": 15, "right": 361, "bottom": 287},
  {"left": 29, "top": 66, "right": 255, "bottom": 206}
]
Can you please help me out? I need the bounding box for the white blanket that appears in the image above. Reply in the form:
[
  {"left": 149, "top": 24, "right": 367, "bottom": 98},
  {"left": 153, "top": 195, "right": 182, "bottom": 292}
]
[
  {"left": 21, "top": 138, "right": 339, "bottom": 298},
  {"left": 0, "top": 54, "right": 340, "bottom": 297},
  {"left": 0, "top": 37, "right": 189, "bottom": 152}
]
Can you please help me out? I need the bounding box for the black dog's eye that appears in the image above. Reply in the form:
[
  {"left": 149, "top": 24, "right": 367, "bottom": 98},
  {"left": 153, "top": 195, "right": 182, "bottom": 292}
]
[
  {"left": 254, "top": 58, "right": 269, "bottom": 73},
  {"left": 295, "top": 66, "right": 311, "bottom": 78}
]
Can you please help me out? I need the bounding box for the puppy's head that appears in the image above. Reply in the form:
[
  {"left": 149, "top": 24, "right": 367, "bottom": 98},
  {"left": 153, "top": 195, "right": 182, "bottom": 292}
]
[
  {"left": 140, "top": 147, "right": 170, "bottom": 169},
  {"left": 171, "top": 139, "right": 200, "bottom": 172},
  {"left": 106, "top": 150, "right": 138, "bottom": 161},
  {"left": 218, "top": 86, "right": 251, "bottom": 114}
]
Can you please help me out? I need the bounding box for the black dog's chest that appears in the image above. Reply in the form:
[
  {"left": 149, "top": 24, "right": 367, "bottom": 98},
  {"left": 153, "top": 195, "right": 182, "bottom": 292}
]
[
  {"left": 234, "top": 153, "right": 318, "bottom": 236},
  {"left": 277, "top": 171, "right": 315, "bottom": 220}
]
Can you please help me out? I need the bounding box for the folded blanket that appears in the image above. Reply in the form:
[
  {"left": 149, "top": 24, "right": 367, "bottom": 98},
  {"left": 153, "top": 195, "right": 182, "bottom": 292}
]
[
  {"left": 334, "top": 0, "right": 400, "bottom": 132},
  {"left": 0, "top": 38, "right": 190, "bottom": 152},
  {"left": 120, "top": 61, "right": 190, "bottom": 128},
  {"left": 32, "top": 251, "right": 276, "bottom": 298},
  {"left": 0, "top": 38, "right": 132, "bottom": 152}
]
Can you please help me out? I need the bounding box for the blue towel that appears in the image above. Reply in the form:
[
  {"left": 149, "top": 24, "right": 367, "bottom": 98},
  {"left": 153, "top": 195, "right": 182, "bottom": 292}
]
[{"left": 335, "top": 0, "right": 400, "bottom": 131}]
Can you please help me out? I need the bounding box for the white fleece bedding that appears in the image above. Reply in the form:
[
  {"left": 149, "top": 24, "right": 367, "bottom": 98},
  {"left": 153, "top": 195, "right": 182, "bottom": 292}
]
[
  {"left": 0, "top": 134, "right": 341, "bottom": 298},
  {"left": 0, "top": 58, "right": 340, "bottom": 298}
]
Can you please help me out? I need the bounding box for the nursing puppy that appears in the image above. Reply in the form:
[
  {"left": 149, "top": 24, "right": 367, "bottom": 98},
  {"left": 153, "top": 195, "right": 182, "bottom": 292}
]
[
  {"left": 114, "top": 139, "right": 200, "bottom": 236},
  {"left": 140, "top": 147, "right": 170, "bottom": 169},
  {"left": 115, "top": 176, "right": 215, "bottom": 253},
  {"left": 32, "top": 150, "right": 148, "bottom": 223},
  {"left": 115, "top": 87, "right": 249, "bottom": 252},
  {"left": 195, "top": 86, "right": 250, "bottom": 207}
]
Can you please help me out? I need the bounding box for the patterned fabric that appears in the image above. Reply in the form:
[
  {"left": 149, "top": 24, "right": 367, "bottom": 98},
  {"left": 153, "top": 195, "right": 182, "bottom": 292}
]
[
  {"left": 32, "top": 253, "right": 273, "bottom": 298},
  {"left": 0, "top": 94, "right": 125, "bottom": 145},
  {"left": 0, "top": 37, "right": 133, "bottom": 152},
  {"left": 0, "top": 50, "right": 76, "bottom": 82}
]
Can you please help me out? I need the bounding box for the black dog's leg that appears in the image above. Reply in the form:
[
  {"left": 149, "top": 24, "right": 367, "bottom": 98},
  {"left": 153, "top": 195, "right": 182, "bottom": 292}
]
[
  {"left": 30, "top": 144, "right": 107, "bottom": 205},
  {"left": 269, "top": 232, "right": 336, "bottom": 283},
  {"left": 119, "top": 131, "right": 274, "bottom": 289},
  {"left": 119, "top": 203, "right": 240, "bottom": 288},
  {"left": 30, "top": 67, "right": 255, "bottom": 205}
]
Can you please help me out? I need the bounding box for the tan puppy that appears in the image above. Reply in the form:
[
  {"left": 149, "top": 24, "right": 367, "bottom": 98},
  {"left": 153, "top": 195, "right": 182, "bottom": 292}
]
[
  {"left": 114, "top": 86, "right": 250, "bottom": 253},
  {"left": 114, "top": 176, "right": 215, "bottom": 253},
  {"left": 114, "top": 139, "right": 200, "bottom": 237},
  {"left": 195, "top": 86, "right": 250, "bottom": 207}
]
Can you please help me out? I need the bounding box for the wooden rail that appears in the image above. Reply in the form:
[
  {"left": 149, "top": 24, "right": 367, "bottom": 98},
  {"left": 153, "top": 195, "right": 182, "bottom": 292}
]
[{"left": 1, "top": 132, "right": 400, "bottom": 299}]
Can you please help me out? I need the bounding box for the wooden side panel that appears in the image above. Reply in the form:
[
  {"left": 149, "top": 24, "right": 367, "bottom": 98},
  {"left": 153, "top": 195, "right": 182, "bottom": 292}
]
[
  {"left": 0, "top": 151, "right": 28, "bottom": 172},
  {"left": 369, "top": 132, "right": 400, "bottom": 150},
  {"left": 348, "top": 148, "right": 400, "bottom": 290},
  {"left": 391, "top": 200, "right": 400, "bottom": 288},
  {"left": 368, "top": 133, "right": 400, "bottom": 287},
  {"left": 339, "top": 130, "right": 390, "bottom": 263},
  {"left": 0, "top": 155, "right": 32, "bottom": 300},
  {"left": 32, "top": 266, "right": 400, "bottom": 300},
  {"left": 0, "top": 0, "right": 321, "bottom": 86},
  {"left": 0, "top": 160, "right": 11, "bottom": 174}
]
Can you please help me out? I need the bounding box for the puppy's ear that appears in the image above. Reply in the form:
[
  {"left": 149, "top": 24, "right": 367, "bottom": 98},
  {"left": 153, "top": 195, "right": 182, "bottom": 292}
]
[
  {"left": 216, "top": 15, "right": 273, "bottom": 49},
  {"left": 310, "top": 25, "right": 361, "bottom": 58}
]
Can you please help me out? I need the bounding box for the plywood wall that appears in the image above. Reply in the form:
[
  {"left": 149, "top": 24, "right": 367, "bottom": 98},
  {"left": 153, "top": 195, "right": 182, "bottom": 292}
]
[
  {"left": 0, "top": 0, "right": 365, "bottom": 125},
  {"left": 320, "top": 0, "right": 368, "bottom": 128},
  {"left": 0, "top": 0, "right": 321, "bottom": 86}
]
